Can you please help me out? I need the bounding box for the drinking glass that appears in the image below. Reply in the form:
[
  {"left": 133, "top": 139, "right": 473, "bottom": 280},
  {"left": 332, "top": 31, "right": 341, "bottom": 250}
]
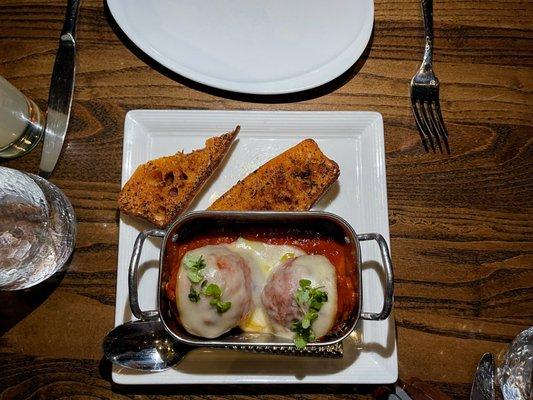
[
  {"left": 0, "top": 76, "right": 44, "bottom": 159},
  {"left": 0, "top": 167, "right": 76, "bottom": 290},
  {"left": 499, "top": 327, "right": 533, "bottom": 400}
]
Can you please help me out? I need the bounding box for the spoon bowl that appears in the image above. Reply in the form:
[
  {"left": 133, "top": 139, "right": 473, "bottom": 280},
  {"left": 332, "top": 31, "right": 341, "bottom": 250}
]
[{"left": 103, "top": 319, "right": 191, "bottom": 371}]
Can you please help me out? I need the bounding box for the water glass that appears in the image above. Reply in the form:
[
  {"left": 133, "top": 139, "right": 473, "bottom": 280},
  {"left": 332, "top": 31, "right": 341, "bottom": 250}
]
[
  {"left": 499, "top": 327, "right": 533, "bottom": 400},
  {"left": 0, "top": 76, "right": 44, "bottom": 159},
  {"left": 0, "top": 167, "right": 76, "bottom": 290}
]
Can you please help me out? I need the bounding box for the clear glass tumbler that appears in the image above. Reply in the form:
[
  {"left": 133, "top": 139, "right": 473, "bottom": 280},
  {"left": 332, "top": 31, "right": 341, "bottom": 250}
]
[
  {"left": 0, "top": 167, "right": 76, "bottom": 290},
  {"left": 0, "top": 76, "right": 44, "bottom": 159},
  {"left": 499, "top": 327, "right": 533, "bottom": 400}
]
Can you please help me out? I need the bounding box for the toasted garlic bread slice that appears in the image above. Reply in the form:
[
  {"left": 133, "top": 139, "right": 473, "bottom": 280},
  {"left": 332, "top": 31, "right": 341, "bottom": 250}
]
[
  {"left": 208, "top": 138, "right": 339, "bottom": 211},
  {"left": 119, "top": 126, "right": 239, "bottom": 227}
]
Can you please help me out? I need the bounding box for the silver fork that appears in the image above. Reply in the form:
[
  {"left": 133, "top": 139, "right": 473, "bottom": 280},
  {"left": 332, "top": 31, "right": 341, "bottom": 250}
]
[{"left": 410, "top": 0, "right": 450, "bottom": 154}]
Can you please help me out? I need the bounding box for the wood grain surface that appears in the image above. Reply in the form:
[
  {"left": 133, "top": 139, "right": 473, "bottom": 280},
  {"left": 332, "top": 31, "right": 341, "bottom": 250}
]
[{"left": 1, "top": 0, "right": 532, "bottom": 399}]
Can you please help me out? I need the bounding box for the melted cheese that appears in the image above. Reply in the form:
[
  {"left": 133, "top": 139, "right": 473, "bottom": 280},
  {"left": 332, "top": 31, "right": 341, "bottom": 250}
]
[
  {"left": 228, "top": 238, "right": 305, "bottom": 334},
  {"left": 176, "top": 245, "right": 252, "bottom": 338},
  {"left": 266, "top": 254, "right": 338, "bottom": 338},
  {"left": 175, "top": 238, "right": 337, "bottom": 341}
]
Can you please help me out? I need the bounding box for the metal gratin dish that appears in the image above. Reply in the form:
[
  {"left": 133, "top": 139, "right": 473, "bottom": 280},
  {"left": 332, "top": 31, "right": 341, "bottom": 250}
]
[{"left": 127, "top": 211, "right": 394, "bottom": 350}]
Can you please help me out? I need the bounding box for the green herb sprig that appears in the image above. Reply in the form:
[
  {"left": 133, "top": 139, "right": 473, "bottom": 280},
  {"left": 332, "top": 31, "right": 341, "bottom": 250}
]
[
  {"left": 184, "top": 255, "right": 231, "bottom": 313},
  {"left": 185, "top": 255, "right": 206, "bottom": 302},
  {"left": 188, "top": 279, "right": 206, "bottom": 303},
  {"left": 204, "top": 283, "right": 232, "bottom": 314},
  {"left": 185, "top": 255, "right": 206, "bottom": 283},
  {"left": 291, "top": 279, "right": 328, "bottom": 349}
]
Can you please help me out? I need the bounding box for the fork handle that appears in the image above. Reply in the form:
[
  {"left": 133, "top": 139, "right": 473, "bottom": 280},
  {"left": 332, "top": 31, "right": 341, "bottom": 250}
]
[{"left": 420, "top": 0, "right": 434, "bottom": 69}]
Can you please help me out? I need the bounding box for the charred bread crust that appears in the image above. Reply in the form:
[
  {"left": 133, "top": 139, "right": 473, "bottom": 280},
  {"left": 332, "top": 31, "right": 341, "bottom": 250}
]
[
  {"left": 208, "top": 138, "right": 339, "bottom": 211},
  {"left": 118, "top": 126, "right": 239, "bottom": 227}
]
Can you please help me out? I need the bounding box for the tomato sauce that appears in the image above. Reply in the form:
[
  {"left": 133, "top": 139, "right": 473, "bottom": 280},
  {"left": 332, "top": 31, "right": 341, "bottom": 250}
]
[{"left": 164, "top": 228, "right": 358, "bottom": 331}]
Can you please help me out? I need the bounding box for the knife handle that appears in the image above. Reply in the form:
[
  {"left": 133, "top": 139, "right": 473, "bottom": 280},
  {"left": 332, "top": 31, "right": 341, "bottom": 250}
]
[{"left": 60, "top": 0, "right": 81, "bottom": 41}]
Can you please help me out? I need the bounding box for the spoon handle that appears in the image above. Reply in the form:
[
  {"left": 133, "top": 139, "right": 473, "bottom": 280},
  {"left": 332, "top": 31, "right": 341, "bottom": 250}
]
[{"left": 225, "top": 342, "right": 343, "bottom": 358}]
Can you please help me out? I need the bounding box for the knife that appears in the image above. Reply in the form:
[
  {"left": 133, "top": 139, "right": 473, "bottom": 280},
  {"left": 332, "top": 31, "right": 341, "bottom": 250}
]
[
  {"left": 39, "top": 0, "right": 81, "bottom": 178},
  {"left": 470, "top": 353, "right": 495, "bottom": 400}
]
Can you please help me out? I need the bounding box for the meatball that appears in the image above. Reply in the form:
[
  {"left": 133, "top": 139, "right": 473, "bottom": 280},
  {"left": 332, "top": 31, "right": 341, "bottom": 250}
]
[
  {"left": 261, "top": 255, "right": 338, "bottom": 339},
  {"left": 176, "top": 245, "right": 252, "bottom": 338}
]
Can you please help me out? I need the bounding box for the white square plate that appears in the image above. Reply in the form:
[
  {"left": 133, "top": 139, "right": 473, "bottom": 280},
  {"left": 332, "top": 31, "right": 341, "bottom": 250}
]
[{"left": 114, "top": 110, "right": 397, "bottom": 385}]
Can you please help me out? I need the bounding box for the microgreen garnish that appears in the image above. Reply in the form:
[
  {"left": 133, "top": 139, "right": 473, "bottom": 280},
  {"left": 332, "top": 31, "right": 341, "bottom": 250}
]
[
  {"left": 187, "top": 271, "right": 203, "bottom": 283},
  {"left": 188, "top": 285, "right": 200, "bottom": 302},
  {"left": 183, "top": 256, "right": 231, "bottom": 314},
  {"left": 185, "top": 255, "right": 206, "bottom": 284},
  {"left": 185, "top": 255, "right": 206, "bottom": 302},
  {"left": 291, "top": 279, "right": 328, "bottom": 349},
  {"left": 184, "top": 255, "right": 231, "bottom": 313},
  {"left": 204, "top": 283, "right": 232, "bottom": 314},
  {"left": 204, "top": 283, "right": 221, "bottom": 298},
  {"left": 184, "top": 255, "right": 206, "bottom": 269}
]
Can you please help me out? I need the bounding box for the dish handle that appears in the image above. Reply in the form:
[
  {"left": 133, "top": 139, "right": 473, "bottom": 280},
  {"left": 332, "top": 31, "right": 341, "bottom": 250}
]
[
  {"left": 357, "top": 233, "right": 394, "bottom": 321},
  {"left": 128, "top": 228, "right": 165, "bottom": 321}
]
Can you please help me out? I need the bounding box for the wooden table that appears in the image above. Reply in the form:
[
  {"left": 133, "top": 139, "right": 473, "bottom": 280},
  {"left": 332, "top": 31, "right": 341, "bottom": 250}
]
[{"left": 1, "top": 0, "right": 532, "bottom": 398}]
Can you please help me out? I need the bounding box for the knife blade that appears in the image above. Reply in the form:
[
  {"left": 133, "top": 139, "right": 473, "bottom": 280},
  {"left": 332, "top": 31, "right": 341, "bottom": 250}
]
[
  {"left": 470, "top": 353, "right": 495, "bottom": 400},
  {"left": 39, "top": 0, "right": 81, "bottom": 178}
]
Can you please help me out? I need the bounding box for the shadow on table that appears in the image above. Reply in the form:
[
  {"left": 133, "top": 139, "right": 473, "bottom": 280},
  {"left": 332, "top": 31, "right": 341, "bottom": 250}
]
[
  {"left": 111, "top": 383, "right": 376, "bottom": 397},
  {"left": 103, "top": 1, "right": 374, "bottom": 104},
  {"left": 0, "top": 263, "right": 69, "bottom": 337}
]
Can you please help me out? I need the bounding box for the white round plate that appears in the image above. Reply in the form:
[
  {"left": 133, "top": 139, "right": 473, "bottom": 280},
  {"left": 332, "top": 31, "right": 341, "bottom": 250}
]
[{"left": 107, "top": 0, "right": 374, "bottom": 95}]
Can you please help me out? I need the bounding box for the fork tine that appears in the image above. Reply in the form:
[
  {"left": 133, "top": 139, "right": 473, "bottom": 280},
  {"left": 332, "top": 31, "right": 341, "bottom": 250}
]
[
  {"left": 416, "top": 101, "right": 437, "bottom": 152},
  {"left": 427, "top": 102, "right": 449, "bottom": 155},
  {"left": 421, "top": 101, "right": 443, "bottom": 153},
  {"left": 433, "top": 101, "right": 451, "bottom": 154},
  {"left": 415, "top": 100, "right": 437, "bottom": 152},
  {"left": 411, "top": 107, "right": 430, "bottom": 152},
  {"left": 411, "top": 99, "right": 434, "bottom": 152}
]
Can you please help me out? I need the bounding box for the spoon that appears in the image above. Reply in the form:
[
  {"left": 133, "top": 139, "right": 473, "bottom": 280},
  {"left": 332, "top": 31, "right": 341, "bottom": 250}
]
[
  {"left": 103, "top": 319, "right": 192, "bottom": 371},
  {"left": 103, "top": 319, "right": 345, "bottom": 371}
]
